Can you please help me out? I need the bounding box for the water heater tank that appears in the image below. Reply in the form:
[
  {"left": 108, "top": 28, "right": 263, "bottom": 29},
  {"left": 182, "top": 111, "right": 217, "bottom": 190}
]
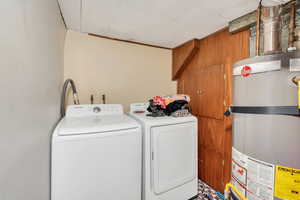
[{"left": 231, "top": 53, "right": 300, "bottom": 200}]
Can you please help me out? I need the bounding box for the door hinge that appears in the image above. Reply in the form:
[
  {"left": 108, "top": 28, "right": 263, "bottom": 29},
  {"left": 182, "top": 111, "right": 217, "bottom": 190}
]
[
  {"left": 222, "top": 160, "right": 225, "bottom": 166},
  {"left": 151, "top": 152, "right": 154, "bottom": 160}
]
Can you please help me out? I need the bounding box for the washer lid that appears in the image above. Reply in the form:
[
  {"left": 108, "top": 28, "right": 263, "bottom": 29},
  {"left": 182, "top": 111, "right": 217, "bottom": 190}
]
[{"left": 58, "top": 115, "right": 139, "bottom": 135}]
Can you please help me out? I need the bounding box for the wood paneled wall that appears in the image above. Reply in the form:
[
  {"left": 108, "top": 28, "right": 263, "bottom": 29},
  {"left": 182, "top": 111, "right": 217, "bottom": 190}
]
[
  {"left": 174, "top": 28, "right": 249, "bottom": 191},
  {"left": 176, "top": 28, "right": 249, "bottom": 83},
  {"left": 172, "top": 39, "right": 200, "bottom": 80}
]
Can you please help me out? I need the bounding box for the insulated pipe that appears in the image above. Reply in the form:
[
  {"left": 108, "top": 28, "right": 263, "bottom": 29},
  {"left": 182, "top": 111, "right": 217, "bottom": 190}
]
[
  {"left": 256, "top": 1, "right": 262, "bottom": 56},
  {"left": 288, "top": 1, "right": 296, "bottom": 50},
  {"left": 60, "top": 79, "right": 80, "bottom": 118}
]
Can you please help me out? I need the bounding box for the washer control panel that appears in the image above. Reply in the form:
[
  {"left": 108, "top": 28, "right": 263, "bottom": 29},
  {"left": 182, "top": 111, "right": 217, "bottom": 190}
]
[{"left": 66, "top": 104, "right": 124, "bottom": 117}]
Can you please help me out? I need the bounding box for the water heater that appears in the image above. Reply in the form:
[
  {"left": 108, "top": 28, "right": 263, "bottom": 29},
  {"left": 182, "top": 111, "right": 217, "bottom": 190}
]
[{"left": 230, "top": 53, "right": 300, "bottom": 200}]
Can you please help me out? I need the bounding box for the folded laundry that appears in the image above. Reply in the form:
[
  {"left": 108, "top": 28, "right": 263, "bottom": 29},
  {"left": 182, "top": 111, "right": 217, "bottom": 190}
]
[
  {"left": 152, "top": 96, "right": 167, "bottom": 109},
  {"left": 171, "top": 109, "right": 191, "bottom": 117},
  {"left": 146, "top": 109, "right": 165, "bottom": 117},
  {"left": 164, "top": 100, "right": 188, "bottom": 116},
  {"left": 147, "top": 95, "right": 191, "bottom": 117},
  {"left": 164, "top": 94, "right": 191, "bottom": 103},
  {"left": 152, "top": 94, "right": 190, "bottom": 109}
]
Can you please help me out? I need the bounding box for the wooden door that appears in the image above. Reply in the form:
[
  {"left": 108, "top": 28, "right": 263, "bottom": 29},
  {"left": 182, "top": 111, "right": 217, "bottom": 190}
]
[
  {"left": 173, "top": 29, "right": 249, "bottom": 192},
  {"left": 197, "top": 64, "right": 227, "bottom": 191},
  {"left": 197, "top": 64, "right": 225, "bottom": 120},
  {"left": 198, "top": 117, "right": 226, "bottom": 191},
  {"left": 177, "top": 66, "right": 200, "bottom": 116}
]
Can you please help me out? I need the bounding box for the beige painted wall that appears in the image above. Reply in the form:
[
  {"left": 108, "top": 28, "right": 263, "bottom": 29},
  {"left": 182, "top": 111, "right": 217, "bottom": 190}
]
[
  {"left": 0, "top": 0, "right": 65, "bottom": 199},
  {"left": 64, "top": 31, "right": 177, "bottom": 111}
]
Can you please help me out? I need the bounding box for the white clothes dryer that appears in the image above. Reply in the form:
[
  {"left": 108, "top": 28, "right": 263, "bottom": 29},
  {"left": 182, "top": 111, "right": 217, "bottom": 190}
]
[{"left": 129, "top": 103, "right": 198, "bottom": 200}]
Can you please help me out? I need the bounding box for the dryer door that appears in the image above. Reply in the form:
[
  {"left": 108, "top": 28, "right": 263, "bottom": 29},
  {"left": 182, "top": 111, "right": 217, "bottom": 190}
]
[{"left": 151, "top": 122, "right": 197, "bottom": 194}]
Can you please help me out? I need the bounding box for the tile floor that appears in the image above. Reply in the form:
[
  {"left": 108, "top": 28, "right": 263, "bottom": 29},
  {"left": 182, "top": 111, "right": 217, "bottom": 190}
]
[{"left": 197, "top": 180, "right": 222, "bottom": 200}]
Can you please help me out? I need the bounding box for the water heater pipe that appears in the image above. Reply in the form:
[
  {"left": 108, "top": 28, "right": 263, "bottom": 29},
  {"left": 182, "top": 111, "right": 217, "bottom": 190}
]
[
  {"left": 256, "top": 0, "right": 263, "bottom": 56},
  {"left": 288, "top": 1, "right": 296, "bottom": 50}
]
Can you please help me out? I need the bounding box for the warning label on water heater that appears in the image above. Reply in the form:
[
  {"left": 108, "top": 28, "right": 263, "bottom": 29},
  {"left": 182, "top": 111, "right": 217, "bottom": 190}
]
[
  {"left": 232, "top": 148, "right": 275, "bottom": 200},
  {"left": 275, "top": 165, "right": 300, "bottom": 200}
]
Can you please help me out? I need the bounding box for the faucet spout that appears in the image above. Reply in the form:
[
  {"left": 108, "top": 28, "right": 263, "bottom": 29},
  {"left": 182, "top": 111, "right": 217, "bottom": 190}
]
[{"left": 60, "top": 79, "right": 80, "bottom": 118}]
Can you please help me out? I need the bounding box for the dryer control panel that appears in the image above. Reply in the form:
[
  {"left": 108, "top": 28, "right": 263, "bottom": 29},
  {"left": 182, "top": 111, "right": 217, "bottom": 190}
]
[{"left": 66, "top": 104, "right": 124, "bottom": 117}]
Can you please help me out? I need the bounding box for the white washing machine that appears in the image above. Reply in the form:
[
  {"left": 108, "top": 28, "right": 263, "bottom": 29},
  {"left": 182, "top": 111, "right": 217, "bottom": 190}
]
[
  {"left": 51, "top": 104, "right": 142, "bottom": 200},
  {"left": 129, "top": 103, "right": 198, "bottom": 200}
]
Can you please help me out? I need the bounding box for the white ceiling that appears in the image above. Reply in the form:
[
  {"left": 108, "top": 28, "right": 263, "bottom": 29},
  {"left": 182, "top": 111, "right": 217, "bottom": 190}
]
[{"left": 58, "top": 0, "right": 288, "bottom": 48}]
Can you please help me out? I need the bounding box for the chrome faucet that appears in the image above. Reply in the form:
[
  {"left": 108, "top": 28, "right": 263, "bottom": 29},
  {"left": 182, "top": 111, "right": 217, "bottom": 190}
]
[{"left": 60, "top": 79, "right": 80, "bottom": 118}]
